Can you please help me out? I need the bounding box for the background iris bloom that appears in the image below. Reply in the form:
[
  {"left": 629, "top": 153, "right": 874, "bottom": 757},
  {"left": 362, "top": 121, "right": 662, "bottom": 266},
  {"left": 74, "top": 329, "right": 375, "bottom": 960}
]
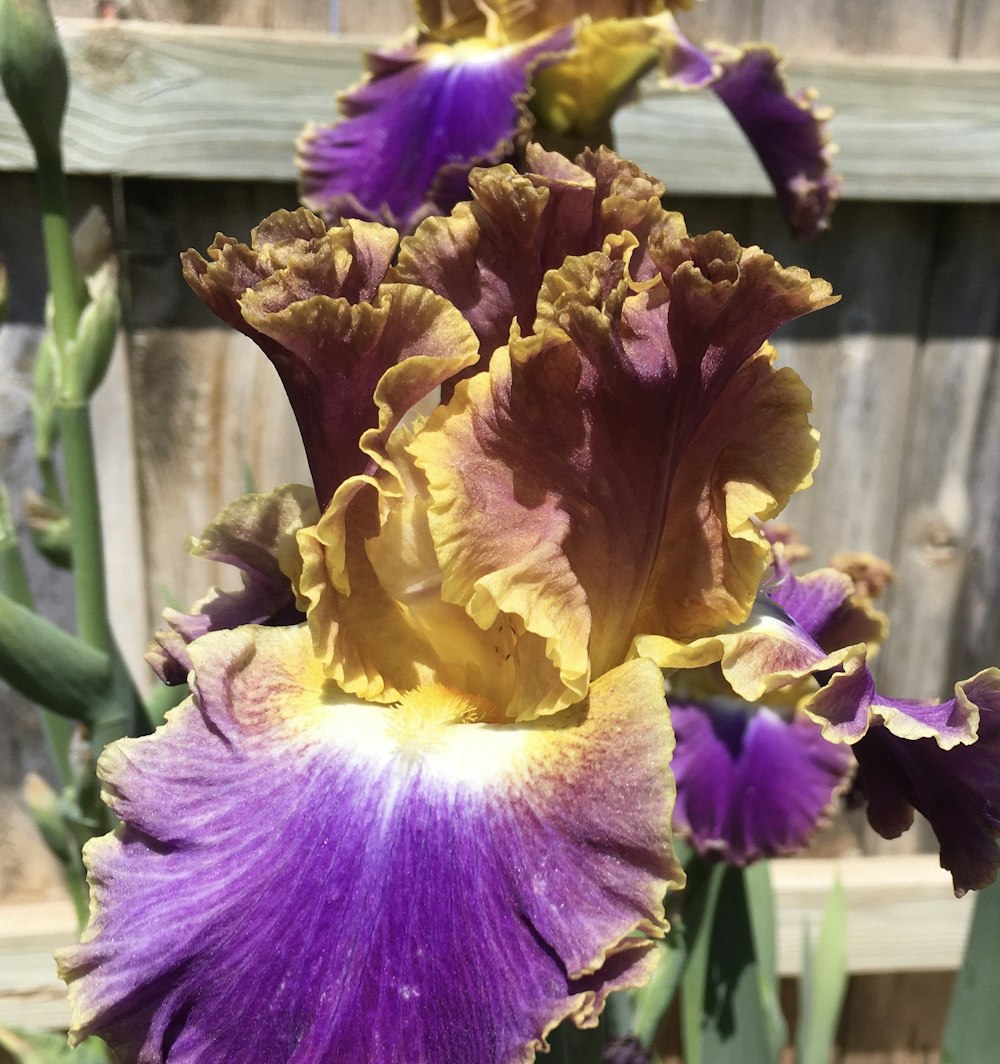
[
  {"left": 298, "top": 0, "right": 840, "bottom": 237},
  {"left": 660, "top": 537, "right": 1000, "bottom": 894}
]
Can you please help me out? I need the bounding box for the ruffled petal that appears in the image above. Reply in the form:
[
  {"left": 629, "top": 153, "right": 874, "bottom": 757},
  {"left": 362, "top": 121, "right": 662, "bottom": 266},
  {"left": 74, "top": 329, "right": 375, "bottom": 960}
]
[
  {"left": 631, "top": 344, "right": 819, "bottom": 648},
  {"left": 852, "top": 685, "right": 1000, "bottom": 895},
  {"left": 707, "top": 45, "right": 841, "bottom": 239},
  {"left": 297, "top": 29, "right": 574, "bottom": 232},
  {"left": 147, "top": 485, "right": 317, "bottom": 684},
  {"left": 59, "top": 627, "right": 680, "bottom": 1063},
  {"left": 390, "top": 145, "right": 671, "bottom": 362},
  {"left": 670, "top": 698, "right": 852, "bottom": 863},
  {"left": 183, "top": 215, "right": 479, "bottom": 506},
  {"left": 404, "top": 160, "right": 832, "bottom": 699},
  {"left": 806, "top": 657, "right": 1000, "bottom": 748}
]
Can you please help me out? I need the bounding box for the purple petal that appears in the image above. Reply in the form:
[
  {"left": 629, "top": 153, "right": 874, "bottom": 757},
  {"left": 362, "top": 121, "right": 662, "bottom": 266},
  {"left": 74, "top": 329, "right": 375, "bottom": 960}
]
[
  {"left": 807, "top": 657, "right": 991, "bottom": 748},
  {"left": 61, "top": 628, "right": 681, "bottom": 1062},
  {"left": 853, "top": 675, "right": 1000, "bottom": 894},
  {"left": 708, "top": 46, "right": 841, "bottom": 239},
  {"left": 147, "top": 485, "right": 317, "bottom": 685},
  {"left": 670, "top": 698, "right": 852, "bottom": 863},
  {"left": 297, "top": 29, "right": 574, "bottom": 231}
]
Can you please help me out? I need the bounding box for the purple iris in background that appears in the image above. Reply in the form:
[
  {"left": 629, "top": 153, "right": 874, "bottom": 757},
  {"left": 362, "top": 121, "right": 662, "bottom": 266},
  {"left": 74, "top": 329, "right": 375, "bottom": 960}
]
[
  {"left": 659, "top": 534, "right": 1000, "bottom": 895},
  {"left": 298, "top": 0, "right": 840, "bottom": 237}
]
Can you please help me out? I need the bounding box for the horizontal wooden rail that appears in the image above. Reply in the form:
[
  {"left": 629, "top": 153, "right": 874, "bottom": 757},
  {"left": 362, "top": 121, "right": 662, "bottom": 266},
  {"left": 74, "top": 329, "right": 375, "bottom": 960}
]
[
  {"left": 0, "top": 20, "right": 999, "bottom": 199},
  {"left": 0, "top": 855, "right": 972, "bottom": 1030}
]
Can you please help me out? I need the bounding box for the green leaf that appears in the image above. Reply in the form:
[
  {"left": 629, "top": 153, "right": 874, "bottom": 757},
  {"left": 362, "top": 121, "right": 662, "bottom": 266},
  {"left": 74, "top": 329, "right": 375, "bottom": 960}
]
[
  {"left": 744, "top": 861, "right": 788, "bottom": 1059},
  {"left": 0, "top": 589, "right": 111, "bottom": 723},
  {"left": 144, "top": 679, "right": 189, "bottom": 729},
  {"left": 632, "top": 934, "right": 688, "bottom": 1050},
  {"left": 540, "top": 1017, "right": 604, "bottom": 1063},
  {"left": 0, "top": 1025, "right": 110, "bottom": 1064},
  {"left": 796, "top": 878, "right": 848, "bottom": 1064},
  {"left": 678, "top": 858, "right": 726, "bottom": 1064},
  {"left": 941, "top": 866, "right": 1000, "bottom": 1063},
  {"left": 697, "top": 866, "right": 782, "bottom": 1064}
]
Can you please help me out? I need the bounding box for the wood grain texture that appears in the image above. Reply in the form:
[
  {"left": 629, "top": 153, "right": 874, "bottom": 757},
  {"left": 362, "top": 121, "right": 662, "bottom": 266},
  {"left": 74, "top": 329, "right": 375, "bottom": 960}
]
[
  {"left": 2, "top": 21, "right": 1000, "bottom": 201},
  {"left": 54, "top": 0, "right": 332, "bottom": 29},
  {"left": 760, "top": 0, "right": 961, "bottom": 58},
  {"left": 957, "top": 0, "right": 1000, "bottom": 60},
  {"left": 674, "top": 0, "right": 763, "bottom": 43},
  {"left": 128, "top": 328, "right": 309, "bottom": 630},
  {"left": 336, "top": 0, "right": 411, "bottom": 34}
]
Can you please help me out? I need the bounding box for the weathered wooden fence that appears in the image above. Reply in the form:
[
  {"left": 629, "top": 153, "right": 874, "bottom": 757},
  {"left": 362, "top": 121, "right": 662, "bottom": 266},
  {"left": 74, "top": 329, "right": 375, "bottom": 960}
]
[{"left": 1, "top": 0, "right": 999, "bottom": 1059}]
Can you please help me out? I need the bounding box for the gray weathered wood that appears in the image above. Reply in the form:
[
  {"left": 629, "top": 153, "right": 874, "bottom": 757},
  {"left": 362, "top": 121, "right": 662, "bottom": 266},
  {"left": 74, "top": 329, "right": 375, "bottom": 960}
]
[
  {"left": 760, "top": 0, "right": 961, "bottom": 58},
  {"left": 957, "top": 0, "right": 1000, "bottom": 60}
]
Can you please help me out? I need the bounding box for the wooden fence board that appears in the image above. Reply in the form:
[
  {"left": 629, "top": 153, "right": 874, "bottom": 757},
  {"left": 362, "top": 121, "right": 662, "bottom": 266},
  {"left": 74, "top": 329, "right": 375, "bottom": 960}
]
[
  {"left": 957, "top": 0, "right": 1000, "bottom": 60},
  {"left": 760, "top": 0, "right": 961, "bottom": 58},
  {"left": 2, "top": 23, "right": 1000, "bottom": 201}
]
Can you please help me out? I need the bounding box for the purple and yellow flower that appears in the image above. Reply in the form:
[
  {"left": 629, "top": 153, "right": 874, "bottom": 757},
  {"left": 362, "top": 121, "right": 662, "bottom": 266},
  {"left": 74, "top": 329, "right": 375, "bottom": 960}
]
[
  {"left": 657, "top": 535, "right": 1000, "bottom": 895},
  {"left": 298, "top": 0, "right": 840, "bottom": 238},
  {"left": 57, "top": 147, "right": 835, "bottom": 1062}
]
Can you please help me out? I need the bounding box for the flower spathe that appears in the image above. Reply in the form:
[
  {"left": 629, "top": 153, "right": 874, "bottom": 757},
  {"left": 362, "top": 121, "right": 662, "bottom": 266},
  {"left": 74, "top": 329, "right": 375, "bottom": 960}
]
[
  {"left": 61, "top": 147, "right": 836, "bottom": 1063},
  {"left": 298, "top": 0, "right": 840, "bottom": 238}
]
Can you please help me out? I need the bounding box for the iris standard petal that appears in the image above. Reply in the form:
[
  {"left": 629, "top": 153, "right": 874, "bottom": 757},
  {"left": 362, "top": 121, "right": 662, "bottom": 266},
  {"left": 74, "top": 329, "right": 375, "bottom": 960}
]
[
  {"left": 59, "top": 626, "right": 680, "bottom": 1064},
  {"left": 297, "top": 28, "right": 574, "bottom": 232},
  {"left": 147, "top": 484, "right": 317, "bottom": 684},
  {"left": 183, "top": 215, "right": 481, "bottom": 507},
  {"left": 631, "top": 344, "right": 819, "bottom": 648},
  {"left": 405, "top": 153, "right": 832, "bottom": 699},
  {"left": 670, "top": 698, "right": 852, "bottom": 864}
]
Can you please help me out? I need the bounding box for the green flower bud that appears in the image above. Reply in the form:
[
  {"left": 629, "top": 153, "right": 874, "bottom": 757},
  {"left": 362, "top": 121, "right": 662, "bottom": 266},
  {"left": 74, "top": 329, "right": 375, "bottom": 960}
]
[
  {"left": 31, "top": 313, "right": 59, "bottom": 458},
  {"left": 0, "top": 0, "right": 69, "bottom": 161},
  {"left": 24, "top": 488, "right": 72, "bottom": 568},
  {"left": 64, "top": 259, "right": 118, "bottom": 402}
]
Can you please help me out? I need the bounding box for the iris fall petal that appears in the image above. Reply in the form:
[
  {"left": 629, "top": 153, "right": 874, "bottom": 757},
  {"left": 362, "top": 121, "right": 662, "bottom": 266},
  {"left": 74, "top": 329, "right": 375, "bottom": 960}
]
[{"left": 59, "top": 626, "right": 680, "bottom": 1064}]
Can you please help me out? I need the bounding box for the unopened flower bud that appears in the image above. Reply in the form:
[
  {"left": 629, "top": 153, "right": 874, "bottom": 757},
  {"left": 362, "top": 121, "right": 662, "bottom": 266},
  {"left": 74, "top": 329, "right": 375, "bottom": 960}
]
[{"left": 0, "top": 0, "right": 69, "bottom": 161}]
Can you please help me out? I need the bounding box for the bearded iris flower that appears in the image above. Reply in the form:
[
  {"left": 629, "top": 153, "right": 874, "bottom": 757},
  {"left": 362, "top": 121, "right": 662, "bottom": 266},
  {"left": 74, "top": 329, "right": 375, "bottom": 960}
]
[
  {"left": 658, "top": 535, "right": 1000, "bottom": 895},
  {"left": 298, "top": 0, "right": 840, "bottom": 238},
  {"left": 57, "top": 146, "right": 836, "bottom": 1062}
]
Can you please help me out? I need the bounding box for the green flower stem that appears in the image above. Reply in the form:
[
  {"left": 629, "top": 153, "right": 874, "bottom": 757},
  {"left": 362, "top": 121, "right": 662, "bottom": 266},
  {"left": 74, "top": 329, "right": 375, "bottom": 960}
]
[
  {"left": 0, "top": 589, "right": 111, "bottom": 722},
  {"left": 58, "top": 401, "right": 146, "bottom": 750},
  {"left": 0, "top": 485, "right": 74, "bottom": 783},
  {"left": 35, "top": 150, "right": 86, "bottom": 355},
  {"left": 58, "top": 402, "right": 111, "bottom": 652}
]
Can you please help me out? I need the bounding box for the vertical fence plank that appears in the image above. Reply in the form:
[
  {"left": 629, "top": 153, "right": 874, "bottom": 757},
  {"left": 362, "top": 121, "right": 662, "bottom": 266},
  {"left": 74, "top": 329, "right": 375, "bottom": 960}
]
[
  {"left": 876, "top": 204, "right": 1000, "bottom": 710},
  {"left": 674, "top": 0, "right": 763, "bottom": 43},
  {"left": 956, "top": 0, "right": 1000, "bottom": 58},
  {"left": 760, "top": 0, "right": 961, "bottom": 58}
]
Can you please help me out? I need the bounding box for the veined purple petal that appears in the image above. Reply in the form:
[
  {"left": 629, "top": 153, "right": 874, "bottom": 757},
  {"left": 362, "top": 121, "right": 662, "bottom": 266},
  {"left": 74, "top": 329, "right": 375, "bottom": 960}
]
[
  {"left": 60, "top": 627, "right": 681, "bottom": 1063},
  {"left": 853, "top": 683, "right": 1000, "bottom": 895},
  {"left": 298, "top": 29, "right": 575, "bottom": 231},
  {"left": 708, "top": 46, "right": 841, "bottom": 240},
  {"left": 670, "top": 698, "right": 851, "bottom": 864},
  {"left": 806, "top": 657, "right": 996, "bottom": 748},
  {"left": 147, "top": 485, "right": 316, "bottom": 685}
]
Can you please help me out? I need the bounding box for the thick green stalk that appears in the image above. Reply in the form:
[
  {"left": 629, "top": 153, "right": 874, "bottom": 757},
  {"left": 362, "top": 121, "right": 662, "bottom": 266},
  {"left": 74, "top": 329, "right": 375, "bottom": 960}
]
[
  {"left": 58, "top": 402, "right": 111, "bottom": 653},
  {"left": 35, "top": 150, "right": 87, "bottom": 354},
  {"left": 0, "top": 590, "right": 110, "bottom": 722},
  {"left": 0, "top": 486, "right": 74, "bottom": 782},
  {"left": 58, "top": 402, "right": 145, "bottom": 750}
]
